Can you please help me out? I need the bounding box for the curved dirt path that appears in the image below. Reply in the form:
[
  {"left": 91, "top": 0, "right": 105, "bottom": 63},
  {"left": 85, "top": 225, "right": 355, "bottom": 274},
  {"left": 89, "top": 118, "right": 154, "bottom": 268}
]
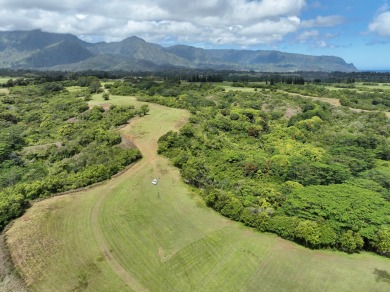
[
  {"left": 90, "top": 104, "right": 188, "bottom": 291},
  {"left": 282, "top": 91, "right": 390, "bottom": 118}
]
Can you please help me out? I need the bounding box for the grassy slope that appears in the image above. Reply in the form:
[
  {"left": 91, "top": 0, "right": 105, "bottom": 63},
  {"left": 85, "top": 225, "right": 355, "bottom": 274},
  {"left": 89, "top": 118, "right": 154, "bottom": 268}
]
[{"left": 5, "top": 94, "right": 390, "bottom": 291}]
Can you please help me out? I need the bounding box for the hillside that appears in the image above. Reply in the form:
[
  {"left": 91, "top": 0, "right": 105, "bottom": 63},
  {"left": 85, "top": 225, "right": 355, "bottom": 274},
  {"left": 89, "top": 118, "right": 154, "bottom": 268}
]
[{"left": 0, "top": 29, "right": 357, "bottom": 72}]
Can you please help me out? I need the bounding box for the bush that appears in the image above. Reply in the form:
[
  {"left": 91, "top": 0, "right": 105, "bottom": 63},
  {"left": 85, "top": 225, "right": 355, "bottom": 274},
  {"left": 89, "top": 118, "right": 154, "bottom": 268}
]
[{"left": 102, "top": 93, "right": 110, "bottom": 100}]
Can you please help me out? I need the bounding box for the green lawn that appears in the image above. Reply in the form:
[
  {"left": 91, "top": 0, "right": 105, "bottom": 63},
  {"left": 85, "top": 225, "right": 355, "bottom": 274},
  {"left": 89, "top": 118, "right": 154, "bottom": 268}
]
[
  {"left": 6, "top": 95, "right": 390, "bottom": 291},
  {"left": 89, "top": 93, "right": 138, "bottom": 105},
  {"left": 66, "top": 85, "right": 85, "bottom": 92}
]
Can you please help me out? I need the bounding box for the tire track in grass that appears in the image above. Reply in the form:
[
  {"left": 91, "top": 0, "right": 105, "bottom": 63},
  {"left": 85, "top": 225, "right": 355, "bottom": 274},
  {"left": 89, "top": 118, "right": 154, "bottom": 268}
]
[
  {"left": 90, "top": 159, "right": 149, "bottom": 292},
  {"left": 90, "top": 114, "right": 151, "bottom": 291},
  {"left": 90, "top": 102, "right": 188, "bottom": 291}
]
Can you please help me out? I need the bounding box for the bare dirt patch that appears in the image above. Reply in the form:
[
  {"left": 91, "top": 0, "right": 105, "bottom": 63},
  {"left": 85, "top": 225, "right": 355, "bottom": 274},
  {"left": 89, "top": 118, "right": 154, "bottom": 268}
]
[
  {"left": 66, "top": 117, "right": 79, "bottom": 123},
  {"left": 0, "top": 234, "right": 28, "bottom": 292},
  {"left": 284, "top": 107, "right": 301, "bottom": 118},
  {"left": 119, "top": 133, "right": 136, "bottom": 149}
]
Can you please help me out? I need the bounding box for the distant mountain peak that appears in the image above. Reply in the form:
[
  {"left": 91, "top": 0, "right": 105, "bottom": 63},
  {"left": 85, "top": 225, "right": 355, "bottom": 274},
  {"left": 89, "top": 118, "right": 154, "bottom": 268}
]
[
  {"left": 0, "top": 30, "right": 357, "bottom": 72},
  {"left": 123, "top": 36, "right": 146, "bottom": 42}
]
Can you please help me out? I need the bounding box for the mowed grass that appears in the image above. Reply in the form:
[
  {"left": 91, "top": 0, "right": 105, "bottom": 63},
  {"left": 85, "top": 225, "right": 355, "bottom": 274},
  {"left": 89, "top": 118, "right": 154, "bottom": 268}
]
[{"left": 6, "top": 95, "right": 390, "bottom": 291}]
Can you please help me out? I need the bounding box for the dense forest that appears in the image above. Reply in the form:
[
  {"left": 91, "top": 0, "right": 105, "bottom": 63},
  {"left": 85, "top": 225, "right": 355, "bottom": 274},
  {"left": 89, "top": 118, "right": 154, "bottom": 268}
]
[
  {"left": 1, "top": 73, "right": 390, "bottom": 257},
  {"left": 108, "top": 78, "right": 390, "bottom": 256},
  {"left": 0, "top": 77, "right": 145, "bottom": 229}
]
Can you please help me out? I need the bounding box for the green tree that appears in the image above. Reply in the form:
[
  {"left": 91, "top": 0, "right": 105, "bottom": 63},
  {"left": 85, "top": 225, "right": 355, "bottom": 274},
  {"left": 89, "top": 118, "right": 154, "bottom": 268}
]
[
  {"left": 319, "top": 223, "right": 337, "bottom": 247},
  {"left": 221, "top": 196, "right": 244, "bottom": 221},
  {"left": 295, "top": 220, "right": 321, "bottom": 247},
  {"left": 139, "top": 104, "right": 150, "bottom": 116},
  {"left": 89, "top": 81, "right": 102, "bottom": 93},
  {"left": 339, "top": 231, "right": 364, "bottom": 253},
  {"left": 102, "top": 92, "right": 110, "bottom": 100},
  {"left": 242, "top": 161, "right": 257, "bottom": 177},
  {"left": 374, "top": 228, "right": 390, "bottom": 256}
]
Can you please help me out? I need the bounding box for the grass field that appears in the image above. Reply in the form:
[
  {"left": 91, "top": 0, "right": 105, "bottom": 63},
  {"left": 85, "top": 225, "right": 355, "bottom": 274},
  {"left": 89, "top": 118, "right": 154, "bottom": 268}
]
[
  {"left": 355, "top": 82, "right": 390, "bottom": 90},
  {"left": 66, "top": 85, "right": 85, "bottom": 92},
  {"left": 0, "top": 77, "right": 12, "bottom": 84},
  {"left": 5, "top": 94, "right": 390, "bottom": 291},
  {"left": 222, "top": 85, "right": 258, "bottom": 92}
]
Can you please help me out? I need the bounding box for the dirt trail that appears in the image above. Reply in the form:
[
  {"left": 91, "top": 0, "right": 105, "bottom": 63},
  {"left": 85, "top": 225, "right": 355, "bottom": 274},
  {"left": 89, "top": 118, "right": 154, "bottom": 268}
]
[
  {"left": 283, "top": 91, "right": 390, "bottom": 118},
  {"left": 349, "top": 107, "right": 390, "bottom": 118},
  {"left": 282, "top": 91, "right": 341, "bottom": 107},
  {"left": 90, "top": 105, "right": 188, "bottom": 291}
]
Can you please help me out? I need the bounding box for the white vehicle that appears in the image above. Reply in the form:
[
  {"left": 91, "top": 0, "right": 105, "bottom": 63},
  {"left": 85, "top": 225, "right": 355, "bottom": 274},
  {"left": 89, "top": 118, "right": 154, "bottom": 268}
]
[{"left": 152, "top": 179, "right": 158, "bottom": 185}]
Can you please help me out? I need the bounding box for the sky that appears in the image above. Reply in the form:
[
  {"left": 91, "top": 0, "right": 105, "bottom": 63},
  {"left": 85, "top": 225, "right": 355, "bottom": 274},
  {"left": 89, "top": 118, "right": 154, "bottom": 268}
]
[{"left": 0, "top": 0, "right": 389, "bottom": 70}]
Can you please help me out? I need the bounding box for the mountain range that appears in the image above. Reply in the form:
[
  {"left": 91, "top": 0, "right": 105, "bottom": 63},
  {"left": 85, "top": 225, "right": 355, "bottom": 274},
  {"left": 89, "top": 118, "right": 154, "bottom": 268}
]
[{"left": 0, "top": 29, "right": 357, "bottom": 72}]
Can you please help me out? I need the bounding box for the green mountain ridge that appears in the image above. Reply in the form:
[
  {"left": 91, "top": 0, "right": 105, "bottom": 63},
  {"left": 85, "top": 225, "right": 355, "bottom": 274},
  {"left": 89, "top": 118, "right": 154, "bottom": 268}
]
[
  {"left": 15, "top": 40, "right": 94, "bottom": 68},
  {"left": 0, "top": 29, "right": 357, "bottom": 72}
]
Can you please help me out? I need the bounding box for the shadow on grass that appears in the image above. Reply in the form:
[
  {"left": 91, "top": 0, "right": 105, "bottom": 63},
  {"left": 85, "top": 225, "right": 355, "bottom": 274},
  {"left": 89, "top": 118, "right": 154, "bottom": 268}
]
[{"left": 373, "top": 269, "right": 390, "bottom": 284}]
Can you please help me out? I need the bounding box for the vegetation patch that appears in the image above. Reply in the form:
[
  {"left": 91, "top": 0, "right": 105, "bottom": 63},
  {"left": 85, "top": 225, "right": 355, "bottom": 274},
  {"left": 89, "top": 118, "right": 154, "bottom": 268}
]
[{"left": 0, "top": 80, "right": 145, "bottom": 230}]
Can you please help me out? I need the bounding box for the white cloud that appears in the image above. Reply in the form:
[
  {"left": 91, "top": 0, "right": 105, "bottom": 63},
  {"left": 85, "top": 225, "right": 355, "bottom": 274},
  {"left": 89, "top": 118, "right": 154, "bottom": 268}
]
[
  {"left": 297, "top": 30, "right": 319, "bottom": 42},
  {"left": 301, "top": 15, "right": 344, "bottom": 28},
  {"left": 294, "top": 29, "right": 339, "bottom": 48},
  {"left": 0, "top": 0, "right": 308, "bottom": 47},
  {"left": 76, "top": 14, "right": 88, "bottom": 20},
  {"left": 314, "top": 40, "right": 327, "bottom": 48},
  {"left": 369, "top": 11, "right": 390, "bottom": 37}
]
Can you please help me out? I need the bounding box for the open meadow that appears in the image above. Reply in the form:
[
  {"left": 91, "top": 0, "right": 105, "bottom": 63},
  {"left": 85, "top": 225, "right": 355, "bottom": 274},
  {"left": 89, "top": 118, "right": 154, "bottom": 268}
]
[{"left": 5, "top": 94, "right": 390, "bottom": 291}]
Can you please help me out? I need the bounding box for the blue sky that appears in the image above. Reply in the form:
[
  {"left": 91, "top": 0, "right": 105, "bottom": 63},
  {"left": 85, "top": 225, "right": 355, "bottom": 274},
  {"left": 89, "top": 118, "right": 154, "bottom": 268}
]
[
  {"left": 0, "top": 0, "right": 389, "bottom": 70},
  {"left": 284, "top": 0, "right": 390, "bottom": 70}
]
